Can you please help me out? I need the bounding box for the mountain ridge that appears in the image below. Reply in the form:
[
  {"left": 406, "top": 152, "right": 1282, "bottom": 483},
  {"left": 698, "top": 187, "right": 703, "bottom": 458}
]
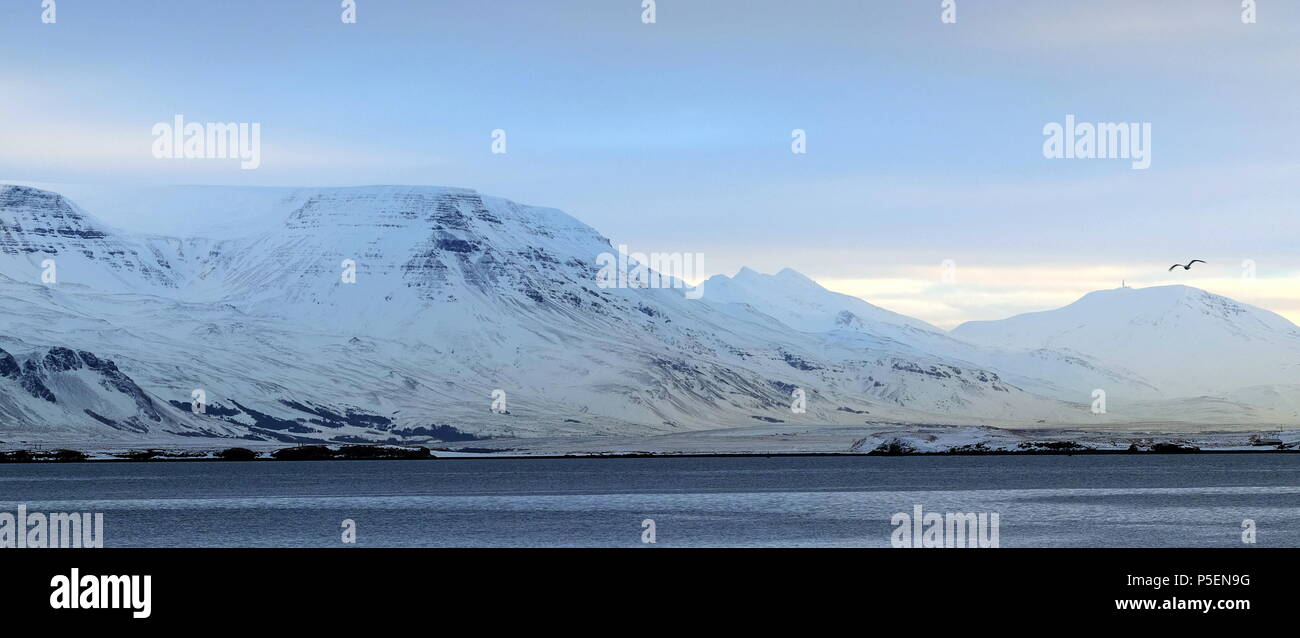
[
  {"left": 1, "top": 183, "right": 1077, "bottom": 443},
  {"left": 951, "top": 284, "right": 1300, "bottom": 397},
  {"left": 1, "top": 182, "right": 1295, "bottom": 444}
]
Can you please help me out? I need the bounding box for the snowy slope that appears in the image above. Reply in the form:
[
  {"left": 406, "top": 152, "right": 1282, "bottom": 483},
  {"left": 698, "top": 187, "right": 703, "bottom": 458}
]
[
  {"left": 0, "top": 180, "right": 316, "bottom": 240},
  {"left": 703, "top": 267, "right": 1158, "bottom": 402},
  {"left": 0, "top": 186, "right": 183, "bottom": 293},
  {"left": 3, "top": 182, "right": 1295, "bottom": 445},
  {"left": 1, "top": 183, "right": 1083, "bottom": 444},
  {"left": 951, "top": 285, "right": 1300, "bottom": 397},
  {"left": 703, "top": 267, "right": 940, "bottom": 333}
]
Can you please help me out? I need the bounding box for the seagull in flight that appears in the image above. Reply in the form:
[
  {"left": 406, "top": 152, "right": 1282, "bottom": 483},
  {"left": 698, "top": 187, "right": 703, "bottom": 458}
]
[{"left": 1168, "top": 259, "right": 1206, "bottom": 272}]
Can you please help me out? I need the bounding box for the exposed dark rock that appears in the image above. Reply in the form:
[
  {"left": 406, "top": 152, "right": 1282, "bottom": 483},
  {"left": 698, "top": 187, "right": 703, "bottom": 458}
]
[
  {"left": 20, "top": 361, "right": 55, "bottom": 402},
  {"left": 335, "top": 445, "right": 432, "bottom": 460},
  {"left": 230, "top": 400, "right": 317, "bottom": 434},
  {"left": 0, "top": 186, "right": 175, "bottom": 286},
  {"left": 948, "top": 442, "right": 993, "bottom": 454},
  {"left": 73, "top": 350, "right": 161, "bottom": 422},
  {"left": 1017, "top": 440, "right": 1088, "bottom": 452},
  {"left": 43, "top": 347, "right": 82, "bottom": 372},
  {"left": 0, "top": 449, "right": 87, "bottom": 462},
  {"left": 0, "top": 348, "right": 19, "bottom": 379},
  {"left": 436, "top": 237, "right": 477, "bottom": 253},
  {"left": 118, "top": 449, "right": 162, "bottom": 461},
  {"left": 167, "top": 400, "right": 241, "bottom": 417},
  {"left": 868, "top": 438, "right": 916, "bottom": 455},
  {"left": 83, "top": 410, "right": 120, "bottom": 428},
  {"left": 271, "top": 445, "right": 336, "bottom": 461},
  {"left": 780, "top": 351, "right": 820, "bottom": 371},
  {"left": 279, "top": 400, "right": 392, "bottom": 429},
  {"left": 891, "top": 361, "right": 953, "bottom": 379},
  {"left": 216, "top": 447, "right": 260, "bottom": 461},
  {"left": 390, "top": 424, "right": 484, "bottom": 441}
]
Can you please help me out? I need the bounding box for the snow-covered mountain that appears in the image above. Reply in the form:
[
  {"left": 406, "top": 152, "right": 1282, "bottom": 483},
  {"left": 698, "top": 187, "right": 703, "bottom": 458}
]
[
  {"left": 3, "top": 182, "right": 1296, "bottom": 445},
  {"left": 703, "top": 267, "right": 940, "bottom": 333},
  {"left": 1, "top": 183, "right": 1086, "bottom": 444},
  {"left": 703, "top": 267, "right": 1158, "bottom": 403},
  {"left": 0, "top": 186, "right": 183, "bottom": 293},
  {"left": 952, "top": 285, "right": 1300, "bottom": 398}
]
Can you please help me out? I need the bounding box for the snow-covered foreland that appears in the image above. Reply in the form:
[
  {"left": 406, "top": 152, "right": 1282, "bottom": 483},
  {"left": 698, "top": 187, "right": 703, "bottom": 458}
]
[
  {"left": 3, "top": 424, "right": 1296, "bottom": 460},
  {"left": 1, "top": 182, "right": 1298, "bottom": 454}
]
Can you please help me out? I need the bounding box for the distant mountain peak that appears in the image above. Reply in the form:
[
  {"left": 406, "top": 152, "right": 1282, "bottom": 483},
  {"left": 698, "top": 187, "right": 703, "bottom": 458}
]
[
  {"left": 952, "top": 283, "right": 1300, "bottom": 396},
  {"left": 730, "top": 266, "right": 812, "bottom": 284},
  {"left": 705, "top": 266, "right": 939, "bottom": 333},
  {"left": 774, "top": 267, "right": 814, "bottom": 284}
]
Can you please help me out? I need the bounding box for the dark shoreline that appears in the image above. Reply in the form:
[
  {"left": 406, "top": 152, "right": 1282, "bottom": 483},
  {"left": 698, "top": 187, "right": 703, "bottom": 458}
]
[{"left": 1, "top": 447, "right": 1297, "bottom": 464}]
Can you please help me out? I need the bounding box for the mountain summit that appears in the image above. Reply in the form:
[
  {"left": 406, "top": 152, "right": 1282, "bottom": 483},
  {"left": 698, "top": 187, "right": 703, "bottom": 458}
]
[
  {"left": 952, "top": 285, "right": 1300, "bottom": 396},
  {"left": 704, "top": 267, "right": 939, "bottom": 333}
]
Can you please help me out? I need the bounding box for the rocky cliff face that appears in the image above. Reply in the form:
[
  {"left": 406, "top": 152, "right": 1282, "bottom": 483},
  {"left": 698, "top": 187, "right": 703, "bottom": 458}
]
[
  {"left": 0, "top": 185, "right": 181, "bottom": 290},
  {"left": 0, "top": 345, "right": 169, "bottom": 434}
]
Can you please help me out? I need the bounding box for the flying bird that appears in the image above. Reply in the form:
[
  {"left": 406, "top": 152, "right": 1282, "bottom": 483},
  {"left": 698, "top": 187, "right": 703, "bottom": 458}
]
[{"left": 1168, "top": 259, "right": 1206, "bottom": 272}]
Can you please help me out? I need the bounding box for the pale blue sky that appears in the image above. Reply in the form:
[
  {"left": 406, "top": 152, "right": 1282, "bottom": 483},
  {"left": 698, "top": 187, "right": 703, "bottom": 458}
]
[{"left": 2, "top": 0, "right": 1298, "bottom": 325}]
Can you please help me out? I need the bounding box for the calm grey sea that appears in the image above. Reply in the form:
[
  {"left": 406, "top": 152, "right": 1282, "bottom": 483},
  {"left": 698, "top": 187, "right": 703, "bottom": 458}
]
[{"left": 2, "top": 454, "right": 1297, "bottom": 547}]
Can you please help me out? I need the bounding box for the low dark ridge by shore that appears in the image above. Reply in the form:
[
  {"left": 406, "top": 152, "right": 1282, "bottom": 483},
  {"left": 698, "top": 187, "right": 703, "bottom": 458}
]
[
  {"left": 0, "top": 444, "right": 434, "bottom": 463},
  {"left": 0, "top": 441, "right": 1297, "bottom": 463}
]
